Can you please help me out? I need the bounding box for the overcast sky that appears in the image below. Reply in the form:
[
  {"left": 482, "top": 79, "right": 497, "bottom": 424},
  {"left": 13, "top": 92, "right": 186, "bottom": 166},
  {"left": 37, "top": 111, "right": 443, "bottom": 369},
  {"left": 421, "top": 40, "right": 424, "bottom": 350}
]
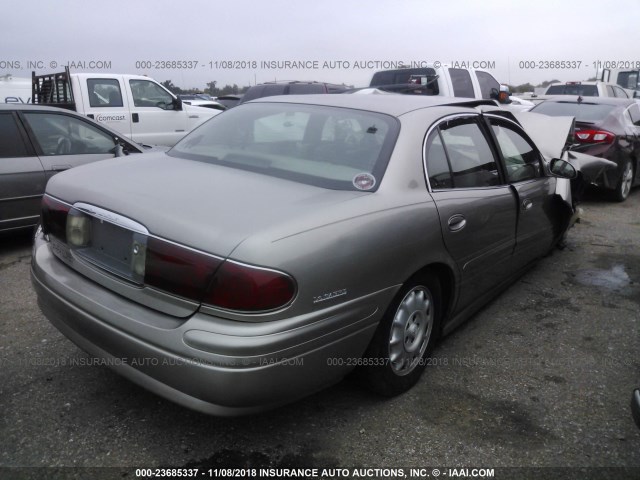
[{"left": 3, "top": 0, "right": 640, "bottom": 90}]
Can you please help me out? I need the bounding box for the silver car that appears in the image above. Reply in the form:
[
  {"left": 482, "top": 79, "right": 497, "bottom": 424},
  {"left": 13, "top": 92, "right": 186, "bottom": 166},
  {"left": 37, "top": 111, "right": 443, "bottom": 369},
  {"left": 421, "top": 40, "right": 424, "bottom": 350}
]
[
  {"left": 0, "top": 104, "right": 155, "bottom": 234},
  {"left": 31, "top": 95, "right": 606, "bottom": 415}
]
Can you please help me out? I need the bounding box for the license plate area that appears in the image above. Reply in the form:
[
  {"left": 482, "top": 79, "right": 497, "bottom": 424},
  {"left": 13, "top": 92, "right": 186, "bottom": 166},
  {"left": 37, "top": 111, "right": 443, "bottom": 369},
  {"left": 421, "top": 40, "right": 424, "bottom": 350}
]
[{"left": 73, "top": 216, "right": 147, "bottom": 285}]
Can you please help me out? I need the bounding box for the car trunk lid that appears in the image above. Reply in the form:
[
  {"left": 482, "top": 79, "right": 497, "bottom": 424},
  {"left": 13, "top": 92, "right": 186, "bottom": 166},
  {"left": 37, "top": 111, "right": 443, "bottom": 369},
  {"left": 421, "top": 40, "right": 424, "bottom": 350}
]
[{"left": 44, "top": 153, "right": 363, "bottom": 316}]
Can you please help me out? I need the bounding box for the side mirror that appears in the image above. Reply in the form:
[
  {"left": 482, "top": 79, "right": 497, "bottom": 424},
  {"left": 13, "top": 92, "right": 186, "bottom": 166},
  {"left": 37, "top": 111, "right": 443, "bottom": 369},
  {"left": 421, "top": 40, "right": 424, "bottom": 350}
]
[
  {"left": 489, "top": 87, "right": 499, "bottom": 100},
  {"left": 113, "top": 137, "right": 124, "bottom": 157},
  {"left": 550, "top": 158, "right": 577, "bottom": 179},
  {"left": 173, "top": 97, "right": 183, "bottom": 111}
]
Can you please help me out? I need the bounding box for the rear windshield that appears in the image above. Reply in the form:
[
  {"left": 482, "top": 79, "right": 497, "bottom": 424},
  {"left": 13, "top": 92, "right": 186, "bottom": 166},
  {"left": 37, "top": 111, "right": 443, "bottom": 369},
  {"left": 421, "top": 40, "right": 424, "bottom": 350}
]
[
  {"left": 617, "top": 71, "right": 640, "bottom": 90},
  {"left": 169, "top": 103, "right": 399, "bottom": 191},
  {"left": 370, "top": 68, "right": 437, "bottom": 87},
  {"left": 288, "top": 84, "right": 325, "bottom": 94},
  {"left": 531, "top": 102, "right": 617, "bottom": 122},
  {"left": 546, "top": 84, "right": 598, "bottom": 96},
  {"left": 240, "top": 85, "right": 287, "bottom": 103}
]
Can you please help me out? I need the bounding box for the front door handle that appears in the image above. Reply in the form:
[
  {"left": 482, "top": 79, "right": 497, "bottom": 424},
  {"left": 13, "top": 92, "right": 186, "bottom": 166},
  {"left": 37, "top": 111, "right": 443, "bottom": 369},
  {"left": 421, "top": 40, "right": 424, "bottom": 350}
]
[
  {"left": 522, "top": 199, "right": 533, "bottom": 211},
  {"left": 448, "top": 214, "right": 467, "bottom": 232}
]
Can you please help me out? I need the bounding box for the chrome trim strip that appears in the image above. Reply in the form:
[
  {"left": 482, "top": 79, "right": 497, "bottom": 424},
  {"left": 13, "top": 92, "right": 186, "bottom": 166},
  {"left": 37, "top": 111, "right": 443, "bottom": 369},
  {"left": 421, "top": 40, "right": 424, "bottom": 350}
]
[
  {"left": 73, "top": 202, "right": 149, "bottom": 235},
  {"left": 0, "top": 193, "right": 43, "bottom": 202}
]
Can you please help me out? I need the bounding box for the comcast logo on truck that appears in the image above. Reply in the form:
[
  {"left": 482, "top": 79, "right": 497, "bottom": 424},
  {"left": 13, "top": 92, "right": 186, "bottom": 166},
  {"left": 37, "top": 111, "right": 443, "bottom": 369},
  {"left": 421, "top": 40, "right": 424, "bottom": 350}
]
[{"left": 96, "top": 114, "right": 126, "bottom": 122}]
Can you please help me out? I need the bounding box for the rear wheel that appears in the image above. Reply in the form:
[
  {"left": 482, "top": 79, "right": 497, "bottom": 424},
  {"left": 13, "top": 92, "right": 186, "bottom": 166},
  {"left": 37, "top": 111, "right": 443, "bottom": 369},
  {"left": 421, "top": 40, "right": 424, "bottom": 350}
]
[
  {"left": 358, "top": 273, "right": 442, "bottom": 396},
  {"left": 612, "top": 159, "right": 633, "bottom": 202}
]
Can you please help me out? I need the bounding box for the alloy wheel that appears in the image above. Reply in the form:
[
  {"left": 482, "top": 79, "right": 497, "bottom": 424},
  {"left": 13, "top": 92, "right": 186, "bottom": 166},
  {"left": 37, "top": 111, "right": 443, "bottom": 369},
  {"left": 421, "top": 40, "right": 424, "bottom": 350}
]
[{"left": 388, "top": 286, "right": 434, "bottom": 376}]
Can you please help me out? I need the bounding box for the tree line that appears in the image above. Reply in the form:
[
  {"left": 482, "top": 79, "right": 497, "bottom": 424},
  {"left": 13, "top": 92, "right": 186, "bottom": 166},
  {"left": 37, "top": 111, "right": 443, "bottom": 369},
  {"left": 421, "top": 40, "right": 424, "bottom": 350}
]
[
  {"left": 160, "top": 77, "right": 600, "bottom": 96},
  {"left": 161, "top": 80, "right": 248, "bottom": 96}
]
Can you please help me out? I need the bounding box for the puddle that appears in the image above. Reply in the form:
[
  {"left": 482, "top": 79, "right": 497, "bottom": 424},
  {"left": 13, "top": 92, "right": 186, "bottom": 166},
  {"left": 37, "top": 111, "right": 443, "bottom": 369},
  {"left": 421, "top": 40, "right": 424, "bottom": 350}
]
[{"left": 572, "top": 264, "right": 631, "bottom": 290}]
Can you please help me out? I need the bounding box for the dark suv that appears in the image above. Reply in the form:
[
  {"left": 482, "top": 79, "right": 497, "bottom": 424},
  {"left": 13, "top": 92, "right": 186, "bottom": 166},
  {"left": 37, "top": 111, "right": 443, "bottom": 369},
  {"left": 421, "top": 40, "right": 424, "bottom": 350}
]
[{"left": 239, "top": 81, "right": 350, "bottom": 104}]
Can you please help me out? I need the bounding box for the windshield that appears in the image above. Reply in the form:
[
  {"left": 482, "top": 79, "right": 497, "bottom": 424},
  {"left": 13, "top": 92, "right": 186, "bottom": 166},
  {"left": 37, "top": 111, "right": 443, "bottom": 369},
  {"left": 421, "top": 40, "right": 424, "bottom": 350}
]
[
  {"left": 531, "top": 102, "right": 617, "bottom": 122},
  {"left": 169, "top": 103, "right": 399, "bottom": 191},
  {"left": 545, "top": 84, "right": 598, "bottom": 96}
]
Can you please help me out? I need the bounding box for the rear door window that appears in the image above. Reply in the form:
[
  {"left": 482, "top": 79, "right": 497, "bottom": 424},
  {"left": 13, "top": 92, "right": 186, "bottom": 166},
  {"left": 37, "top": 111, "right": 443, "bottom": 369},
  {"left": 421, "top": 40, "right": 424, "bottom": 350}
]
[
  {"left": 426, "top": 116, "right": 501, "bottom": 189},
  {"left": 0, "top": 113, "right": 31, "bottom": 158},
  {"left": 87, "top": 79, "right": 124, "bottom": 107},
  {"left": 489, "top": 118, "right": 542, "bottom": 183},
  {"left": 424, "top": 130, "right": 453, "bottom": 189},
  {"left": 448, "top": 69, "right": 475, "bottom": 98},
  {"left": 23, "top": 112, "right": 116, "bottom": 155}
]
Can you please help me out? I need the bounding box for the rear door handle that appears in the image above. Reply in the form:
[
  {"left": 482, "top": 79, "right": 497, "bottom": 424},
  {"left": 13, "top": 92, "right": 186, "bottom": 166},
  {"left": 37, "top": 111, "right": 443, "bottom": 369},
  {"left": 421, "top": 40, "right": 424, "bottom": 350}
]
[
  {"left": 522, "top": 199, "right": 533, "bottom": 211},
  {"left": 448, "top": 214, "right": 467, "bottom": 232},
  {"left": 51, "top": 165, "right": 72, "bottom": 171}
]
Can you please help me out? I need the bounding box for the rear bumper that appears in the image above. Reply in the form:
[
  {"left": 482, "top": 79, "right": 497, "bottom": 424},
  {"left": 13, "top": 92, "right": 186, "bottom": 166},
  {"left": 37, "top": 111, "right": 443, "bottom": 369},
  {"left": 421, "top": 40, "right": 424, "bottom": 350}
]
[{"left": 31, "top": 232, "right": 393, "bottom": 415}]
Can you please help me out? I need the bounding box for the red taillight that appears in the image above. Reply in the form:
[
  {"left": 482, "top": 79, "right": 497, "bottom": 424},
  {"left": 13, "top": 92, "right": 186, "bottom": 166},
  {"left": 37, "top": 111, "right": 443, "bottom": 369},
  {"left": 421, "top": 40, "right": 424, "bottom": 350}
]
[
  {"left": 144, "top": 242, "right": 295, "bottom": 311},
  {"left": 144, "top": 237, "right": 222, "bottom": 303},
  {"left": 204, "top": 261, "right": 296, "bottom": 312},
  {"left": 574, "top": 129, "right": 615, "bottom": 144},
  {"left": 41, "top": 195, "right": 71, "bottom": 241}
]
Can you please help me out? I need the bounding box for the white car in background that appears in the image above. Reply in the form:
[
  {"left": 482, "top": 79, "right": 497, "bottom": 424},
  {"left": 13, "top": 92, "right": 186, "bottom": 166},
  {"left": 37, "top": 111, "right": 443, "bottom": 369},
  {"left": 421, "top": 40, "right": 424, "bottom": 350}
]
[
  {"left": 178, "top": 94, "right": 226, "bottom": 111},
  {"left": 538, "top": 81, "right": 632, "bottom": 98}
]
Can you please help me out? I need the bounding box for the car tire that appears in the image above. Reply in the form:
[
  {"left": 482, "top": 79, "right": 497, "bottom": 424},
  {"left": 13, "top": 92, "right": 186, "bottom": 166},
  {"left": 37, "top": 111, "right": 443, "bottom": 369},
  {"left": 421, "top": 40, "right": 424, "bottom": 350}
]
[
  {"left": 358, "top": 272, "right": 442, "bottom": 397},
  {"left": 612, "top": 158, "right": 633, "bottom": 202}
]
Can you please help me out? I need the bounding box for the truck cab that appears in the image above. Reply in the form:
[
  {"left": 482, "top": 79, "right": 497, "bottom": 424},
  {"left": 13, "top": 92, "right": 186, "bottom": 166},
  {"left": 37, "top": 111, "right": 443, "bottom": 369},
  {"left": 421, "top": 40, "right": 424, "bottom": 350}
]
[
  {"left": 369, "top": 65, "right": 503, "bottom": 100},
  {"left": 602, "top": 68, "right": 640, "bottom": 98},
  {"left": 31, "top": 69, "right": 220, "bottom": 146}
]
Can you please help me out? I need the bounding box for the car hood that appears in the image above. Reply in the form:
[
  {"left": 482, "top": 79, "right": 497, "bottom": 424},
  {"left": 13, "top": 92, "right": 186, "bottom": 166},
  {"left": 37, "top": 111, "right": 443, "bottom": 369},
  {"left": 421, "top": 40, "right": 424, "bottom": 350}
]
[
  {"left": 182, "top": 103, "right": 222, "bottom": 118},
  {"left": 480, "top": 108, "right": 616, "bottom": 180},
  {"left": 45, "top": 153, "right": 365, "bottom": 258},
  {"left": 504, "top": 110, "right": 576, "bottom": 159}
]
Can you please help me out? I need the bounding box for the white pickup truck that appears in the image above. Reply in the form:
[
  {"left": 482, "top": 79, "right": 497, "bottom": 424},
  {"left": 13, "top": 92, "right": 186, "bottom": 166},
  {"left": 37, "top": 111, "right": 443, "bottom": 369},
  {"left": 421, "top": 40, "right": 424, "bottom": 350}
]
[
  {"left": 19, "top": 68, "right": 220, "bottom": 146},
  {"left": 368, "top": 64, "right": 534, "bottom": 110},
  {"left": 601, "top": 68, "right": 640, "bottom": 97}
]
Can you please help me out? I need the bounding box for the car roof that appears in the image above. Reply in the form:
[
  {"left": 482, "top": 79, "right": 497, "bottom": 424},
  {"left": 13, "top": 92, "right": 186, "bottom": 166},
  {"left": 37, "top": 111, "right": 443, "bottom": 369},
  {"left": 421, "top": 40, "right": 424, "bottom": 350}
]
[
  {"left": 0, "top": 103, "right": 88, "bottom": 113},
  {"left": 248, "top": 94, "right": 497, "bottom": 117},
  {"left": 0, "top": 103, "right": 144, "bottom": 149},
  {"left": 536, "top": 96, "right": 635, "bottom": 106},
  {"left": 251, "top": 80, "right": 343, "bottom": 86},
  {"left": 549, "top": 81, "right": 613, "bottom": 86}
]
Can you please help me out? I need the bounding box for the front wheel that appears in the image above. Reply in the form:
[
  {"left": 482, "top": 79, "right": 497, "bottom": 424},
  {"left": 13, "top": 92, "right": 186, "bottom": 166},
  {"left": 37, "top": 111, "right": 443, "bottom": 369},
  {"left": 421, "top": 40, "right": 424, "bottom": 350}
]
[
  {"left": 612, "top": 159, "right": 633, "bottom": 202},
  {"left": 358, "top": 273, "right": 442, "bottom": 396}
]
